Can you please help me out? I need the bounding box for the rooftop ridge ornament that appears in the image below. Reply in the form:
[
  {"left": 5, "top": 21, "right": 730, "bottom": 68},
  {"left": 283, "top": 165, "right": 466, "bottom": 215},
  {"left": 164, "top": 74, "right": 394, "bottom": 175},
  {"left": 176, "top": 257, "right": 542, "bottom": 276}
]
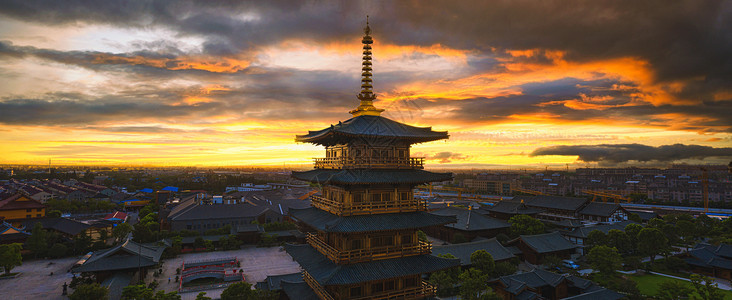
[{"left": 350, "top": 15, "right": 385, "bottom": 117}]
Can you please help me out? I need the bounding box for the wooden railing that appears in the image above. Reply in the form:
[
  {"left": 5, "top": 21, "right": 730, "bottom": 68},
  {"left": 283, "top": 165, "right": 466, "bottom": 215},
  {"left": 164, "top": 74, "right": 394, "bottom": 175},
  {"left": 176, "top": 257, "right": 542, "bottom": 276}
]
[
  {"left": 314, "top": 157, "right": 424, "bottom": 169},
  {"left": 310, "top": 195, "right": 427, "bottom": 216},
  {"left": 303, "top": 270, "right": 335, "bottom": 300},
  {"left": 351, "top": 280, "right": 437, "bottom": 300},
  {"left": 307, "top": 233, "right": 432, "bottom": 264}
]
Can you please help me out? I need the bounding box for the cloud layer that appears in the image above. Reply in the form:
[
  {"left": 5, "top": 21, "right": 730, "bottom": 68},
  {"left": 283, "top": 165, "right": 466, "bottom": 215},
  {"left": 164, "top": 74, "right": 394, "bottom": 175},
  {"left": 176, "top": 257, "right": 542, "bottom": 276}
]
[{"left": 531, "top": 143, "right": 732, "bottom": 163}]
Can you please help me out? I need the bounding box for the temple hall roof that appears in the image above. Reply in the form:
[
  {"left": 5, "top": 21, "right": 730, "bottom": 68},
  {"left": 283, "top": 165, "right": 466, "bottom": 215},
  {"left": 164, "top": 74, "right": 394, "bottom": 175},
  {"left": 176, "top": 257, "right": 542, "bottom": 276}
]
[
  {"left": 514, "top": 232, "right": 577, "bottom": 254},
  {"left": 290, "top": 207, "right": 456, "bottom": 233},
  {"left": 485, "top": 200, "right": 543, "bottom": 215},
  {"left": 280, "top": 281, "right": 320, "bottom": 300},
  {"left": 430, "top": 207, "right": 510, "bottom": 232},
  {"left": 579, "top": 202, "right": 623, "bottom": 217},
  {"left": 291, "top": 169, "right": 452, "bottom": 185},
  {"left": 255, "top": 272, "right": 303, "bottom": 291},
  {"left": 73, "top": 239, "right": 166, "bottom": 273},
  {"left": 285, "top": 243, "right": 459, "bottom": 285},
  {"left": 432, "top": 238, "right": 515, "bottom": 266},
  {"left": 295, "top": 115, "right": 448, "bottom": 145}
]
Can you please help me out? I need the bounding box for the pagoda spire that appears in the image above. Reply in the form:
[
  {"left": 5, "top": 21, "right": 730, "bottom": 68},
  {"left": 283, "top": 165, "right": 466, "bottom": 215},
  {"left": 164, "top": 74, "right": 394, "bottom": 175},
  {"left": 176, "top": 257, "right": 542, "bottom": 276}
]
[{"left": 350, "top": 15, "right": 385, "bottom": 117}]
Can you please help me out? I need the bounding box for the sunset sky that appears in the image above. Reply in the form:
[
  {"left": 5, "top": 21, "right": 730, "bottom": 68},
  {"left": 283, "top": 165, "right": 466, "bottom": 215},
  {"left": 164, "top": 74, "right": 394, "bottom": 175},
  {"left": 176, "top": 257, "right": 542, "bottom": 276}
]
[{"left": 0, "top": 1, "right": 731, "bottom": 169}]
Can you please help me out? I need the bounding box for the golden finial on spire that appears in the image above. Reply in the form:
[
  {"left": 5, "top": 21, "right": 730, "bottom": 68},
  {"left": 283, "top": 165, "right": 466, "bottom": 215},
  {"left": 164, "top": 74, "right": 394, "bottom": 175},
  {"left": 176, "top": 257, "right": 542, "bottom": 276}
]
[{"left": 350, "top": 15, "right": 384, "bottom": 117}]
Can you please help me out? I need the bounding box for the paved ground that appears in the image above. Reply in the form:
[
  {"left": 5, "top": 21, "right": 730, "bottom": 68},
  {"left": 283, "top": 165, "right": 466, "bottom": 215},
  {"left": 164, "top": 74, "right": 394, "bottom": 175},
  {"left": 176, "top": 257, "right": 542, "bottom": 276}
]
[
  {"left": 0, "top": 257, "right": 78, "bottom": 300},
  {"left": 149, "top": 246, "right": 301, "bottom": 300},
  {"left": 0, "top": 246, "right": 300, "bottom": 300}
]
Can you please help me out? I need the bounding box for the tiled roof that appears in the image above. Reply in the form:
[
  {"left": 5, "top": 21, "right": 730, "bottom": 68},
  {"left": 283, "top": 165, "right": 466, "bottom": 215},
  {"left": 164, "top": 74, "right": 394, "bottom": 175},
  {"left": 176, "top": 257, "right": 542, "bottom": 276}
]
[
  {"left": 430, "top": 207, "right": 510, "bottom": 232},
  {"left": 523, "top": 195, "right": 589, "bottom": 211},
  {"left": 169, "top": 203, "right": 270, "bottom": 221},
  {"left": 255, "top": 272, "right": 303, "bottom": 291},
  {"left": 296, "top": 115, "right": 448, "bottom": 145},
  {"left": 0, "top": 194, "right": 45, "bottom": 211},
  {"left": 285, "top": 243, "right": 459, "bottom": 285},
  {"left": 579, "top": 202, "right": 622, "bottom": 217},
  {"left": 499, "top": 268, "right": 565, "bottom": 294},
  {"left": 290, "top": 207, "right": 456, "bottom": 233},
  {"left": 486, "top": 201, "right": 542, "bottom": 215},
  {"left": 561, "top": 288, "right": 625, "bottom": 300},
  {"left": 291, "top": 169, "right": 453, "bottom": 185},
  {"left": 73, "top": 239, "right": 166, "bottom": 273},
  {"left": 560, "top": 221, "right": 635, "bottom": 239},
  {"left": 432, "top": 238, "right": 515, "bottom": 265},
  {"left": 23, "top": 218, "right": 91, "bottom": 236},
  {"left": 516, "top": 232, "right": 577, "bottom": 254},
  {"left": 686, "top": 243, "right": 732, "bottom": 270},
  {"left": 280, "top": 281, "right": 320, "bottom": 300}
]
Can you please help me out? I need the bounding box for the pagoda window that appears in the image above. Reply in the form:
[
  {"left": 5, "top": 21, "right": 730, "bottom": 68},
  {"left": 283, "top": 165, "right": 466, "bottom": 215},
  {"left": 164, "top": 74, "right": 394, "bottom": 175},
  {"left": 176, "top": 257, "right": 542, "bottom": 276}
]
[
  {"left": 371, "top": 235, "right": 394, "bottom": 247},
  {"left": 353, "top": 193, "right": 363, "bottom": 203},
  {"left": 371, "top": 282, "right": 384, "bottom": 293},
  {"left": 400, "top": 192, "right": 410, "bottom": 201},
  {"left": 351, "top": 239, "right": 363, "bottom": 250},
  {"left": 371, "top": 149, "right": 379, "bottom": 158},
  {"left": 350, "top": 286, "right": 362, "bottom": 297},
  {"left": 404, "top": 277, "right": 417, "bottom": 287},
  {"left": 401, "top": 234, "right": 412, "bottom": 244},
  {"left": 384, "top": 280, "right": 395, "bottom": 291}
]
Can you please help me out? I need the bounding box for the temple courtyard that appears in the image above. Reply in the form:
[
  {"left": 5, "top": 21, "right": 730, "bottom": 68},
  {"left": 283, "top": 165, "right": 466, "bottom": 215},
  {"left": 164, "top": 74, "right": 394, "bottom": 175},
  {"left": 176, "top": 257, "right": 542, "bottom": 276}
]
[{"left": 0, "top": 246, "right": 300, "bottom": 300}]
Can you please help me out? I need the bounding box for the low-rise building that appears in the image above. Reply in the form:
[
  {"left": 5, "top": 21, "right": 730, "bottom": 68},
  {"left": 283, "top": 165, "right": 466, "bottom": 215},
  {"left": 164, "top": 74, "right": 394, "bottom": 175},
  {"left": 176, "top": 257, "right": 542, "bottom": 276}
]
[
  {"left": 0, "top": 193, "right": 46, "bottom": 226},
  {"left": 427, "top": 206, "right": 510, "bottom": 243},
  {"left": 506, "top": 232, "right": 577, "bottom": 264},
  {"left": 578, "top": 202, "right": 628, "bottom": 223}
]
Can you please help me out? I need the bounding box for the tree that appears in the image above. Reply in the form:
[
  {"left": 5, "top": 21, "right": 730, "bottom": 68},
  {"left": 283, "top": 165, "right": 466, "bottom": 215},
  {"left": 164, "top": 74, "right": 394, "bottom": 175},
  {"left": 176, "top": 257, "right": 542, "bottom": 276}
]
[
  {"left": 153, "top": 291, "right": 181, "bottom": 300},
  {"left": 220, "top": 282, "right": 256, "bottom": 300},
  {"left": 586, "top": 229, "right": 607, "bottom": 249},
  {"left": 492, "top": 261, "right": 518, "bottom": 277},
  {"left": 508, "top": 215, "right": 545, "bottom": 236},
  {"left": 588, "top": 245, "right": 622, "bottom": 276},
  {"left": 429, "top": 254, "right": 460, "bottom": 297},
  {"left": 0, "top": 243, "right": 22, "bottom": 275},
  {"left": 628, "top": 213, "right": 642, "bottom": 223},
  {"left": 195, "top": 292, "right": 212, "bottom": 300},
  {"left": 637, "top": 228, "right": 668, "bottom": 265},
  {"left": 458, "top": 268, "right": 490, "bottom": 300},
  {"left": 417, "top": 230, "right": 428, "bottom": 242},
  {"left": 470, "top": 250, "right": 495, "bottom": 274},
  {"left": 69, "top": 283, "right": 109, "bottom": 300},
  {"left": 658, "top": 280, "right": 693, "bottom": 300},
  {"left": 689, "top": 274, "right": 724, "bottom": 300},
  {"left": 25, "top": 222, "right": 47, "bottom": 258},
  {"left": 74, "top": 232, "right": 92, "bottom": 254},
  {"left": 606, "top": 229, "right": 632, "bottom": 254},
  {"left": 676, "top": 219, "right": 696, "bottom": 246},
  {"left": 624, "top": 223, "right": 643, "bottom": 250},
  {"left": 113, "top": 223, "right": 133, "bottom": 242},
  {"left": 47, "top": 210, "right": 62, "bottom": 218},
  {"left": 542, "top": 255, "right": 562, "bottom": 270},
  {"left": 121, "top": 284, "right": 153, "bottom": 300},
  {"left": 49, "top": 243, "right": 68, "bottom": 258}
]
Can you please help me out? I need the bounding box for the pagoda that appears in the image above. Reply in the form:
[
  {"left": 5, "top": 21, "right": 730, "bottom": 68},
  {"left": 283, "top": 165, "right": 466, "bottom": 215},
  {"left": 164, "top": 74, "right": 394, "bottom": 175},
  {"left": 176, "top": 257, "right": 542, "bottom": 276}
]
[{"left": 285, "top": 17, "right": 460, "bottom": 300}]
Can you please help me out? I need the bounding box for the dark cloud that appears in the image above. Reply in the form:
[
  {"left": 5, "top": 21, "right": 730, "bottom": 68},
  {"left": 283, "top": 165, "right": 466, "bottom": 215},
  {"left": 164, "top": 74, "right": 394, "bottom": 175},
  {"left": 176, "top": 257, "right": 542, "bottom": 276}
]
[
  {"left": 425, "top": 151, "right": 469, "bottom": 163},
  {"left": 0, "top": 98, "right": 222, "bottom": 125},
  {"left": 530, "top": 143, "right": 732, "bottom": 163}
]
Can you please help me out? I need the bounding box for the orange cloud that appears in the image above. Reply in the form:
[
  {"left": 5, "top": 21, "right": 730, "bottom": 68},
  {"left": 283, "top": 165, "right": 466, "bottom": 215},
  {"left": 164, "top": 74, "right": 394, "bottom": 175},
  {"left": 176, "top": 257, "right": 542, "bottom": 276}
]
[{"left": 92, "top": 53, "right": 250, "bottom": 73}]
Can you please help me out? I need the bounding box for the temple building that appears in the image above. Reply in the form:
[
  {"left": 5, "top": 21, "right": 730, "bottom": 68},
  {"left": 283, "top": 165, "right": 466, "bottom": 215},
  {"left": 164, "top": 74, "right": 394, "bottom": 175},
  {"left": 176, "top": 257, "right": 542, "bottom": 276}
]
[{"left": 285, "top": 17, "right": 460, "bottom": 300}]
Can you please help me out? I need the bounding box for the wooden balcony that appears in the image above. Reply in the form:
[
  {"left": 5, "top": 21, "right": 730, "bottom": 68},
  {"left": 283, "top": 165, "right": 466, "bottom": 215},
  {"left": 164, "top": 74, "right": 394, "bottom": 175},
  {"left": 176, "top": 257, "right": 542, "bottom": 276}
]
[
  {"left": 352, "top": 280, "right": 437, "bottom": 300},
  {"left": 303, "top": 270, "right": 335, "bottom": 300},
  {"left": 314, "top": 157, "right": 424, "bottom": 169},
  {"left": 310, "top": 195, "right": 427, "bottom": 216},
  {"left": 307, "top": 233, "right": 432, "bottom": 264}
]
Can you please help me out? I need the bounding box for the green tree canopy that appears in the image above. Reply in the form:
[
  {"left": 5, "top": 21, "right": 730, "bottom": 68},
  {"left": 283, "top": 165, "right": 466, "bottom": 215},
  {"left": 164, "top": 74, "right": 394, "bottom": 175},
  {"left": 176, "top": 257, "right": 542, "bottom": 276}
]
[
  {"left": 121, "top": 284, "right": 153, "bottom": 300},
  {"left": 586, "top": 229, "right": 607, "bottom": 249},
  {"left": 429, "top": 253, "right": 460, "bottom": 297},
  {"left": 657, "top": 280, "right": 693, "bottom": 300},
  {"left": 637, "top": 227, "right": 668, "bottom": 265},
  {"left": 0, "top": 243, "right": 22, "bottom": 275},
  {"left": 70, "top": 283, "right": 109, "bottom": 300},
  {"left": 508, "top": 215, "right": 545, "bottom": 236},
  {"left": 588, "top": 245, "right": 622, "bottom": 276},
  {"left": 470, "top": 250, "right": 495, "bottom": 275},
  {"left": 25, "top": 222, "right": 47, "bottom": 258},
  {"left": 606, "top": 229, "right": 632, "bottom": 254},
  {"left": 221, "top": 282, "right": 256, "bottom": 300},
  {"left": 458, "top": 268, "right": 490, "bottom": 300},
  {"left": 195, "top": 292, "right": 212, "bottom": 300},
  {"left": 113, "top": 223, "right": 133, "bottom": 242},
  {"left": 689, "top": 274, "right": 724, "bottom": 300}
]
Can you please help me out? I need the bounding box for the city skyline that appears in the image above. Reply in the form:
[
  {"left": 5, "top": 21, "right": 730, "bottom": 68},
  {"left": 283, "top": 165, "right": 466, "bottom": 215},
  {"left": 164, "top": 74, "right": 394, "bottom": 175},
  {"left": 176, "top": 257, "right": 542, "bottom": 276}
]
[{"left": 1, "top": 1, "right": 731, "bottom": 168}]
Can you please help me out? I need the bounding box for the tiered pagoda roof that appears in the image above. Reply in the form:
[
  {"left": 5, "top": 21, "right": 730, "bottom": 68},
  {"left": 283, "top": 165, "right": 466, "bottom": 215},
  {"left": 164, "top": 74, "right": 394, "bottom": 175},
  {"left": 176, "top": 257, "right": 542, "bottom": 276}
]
[
  {"left": 290, "top": 207, "right": 455, "bottom": 233},
  {"left": 296, "top": 115, "right": 448, "bottom": 145},
  {"left": 292, "top": 169, "right": 452, "bottom": 185},
  {"left": 286, "top": 244, "right": 459, "bottom": 285}
]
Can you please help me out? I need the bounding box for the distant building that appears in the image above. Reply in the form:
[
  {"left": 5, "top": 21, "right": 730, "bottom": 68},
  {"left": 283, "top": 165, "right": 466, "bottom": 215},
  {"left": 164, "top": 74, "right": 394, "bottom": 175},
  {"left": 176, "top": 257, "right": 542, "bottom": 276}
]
[
  {"left": 578, "top": 202, "right": 628, "bottom": 223},
  {"left": 432, "top": 238, "right": 515, "bottom": 266},
  {"left": 0, "top": 193, "right": 46, "bottom": 226},
  {"left": 506, "top": 232, "right": 577, "bottom": 264},
  {"left": 427, "top": 206, "right": 510, "bottom": 242},
  {"left": 166, "top": 199, "right": 280, "bottom": 233},
  {"left": 492, "top": 268, "right": 623, "bottom": 300}
]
